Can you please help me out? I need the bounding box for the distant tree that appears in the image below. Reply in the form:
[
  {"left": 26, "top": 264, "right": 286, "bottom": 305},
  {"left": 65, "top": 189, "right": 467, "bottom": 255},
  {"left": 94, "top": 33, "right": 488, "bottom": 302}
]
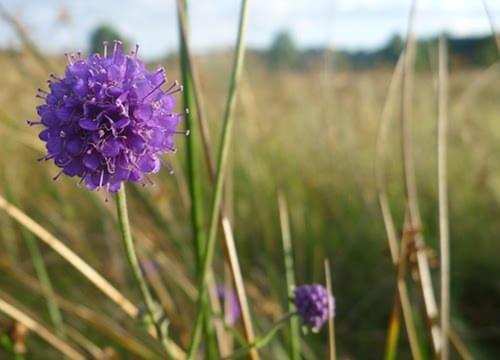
[
  {"left": 267, "top": 31, "right": 300, "bottom": 69},
  {"left": 89, "top": 24, "right": 130, "bottom": 55},
  {"left": 385, "top": 34, "right": 404, "bottom": 62}
]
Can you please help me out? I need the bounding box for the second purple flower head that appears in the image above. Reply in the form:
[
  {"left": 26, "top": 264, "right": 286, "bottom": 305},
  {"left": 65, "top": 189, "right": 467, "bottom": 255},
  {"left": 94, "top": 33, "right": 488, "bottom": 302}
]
[{"left": 294, "top": 284, "right": 334, "bottom": 332}]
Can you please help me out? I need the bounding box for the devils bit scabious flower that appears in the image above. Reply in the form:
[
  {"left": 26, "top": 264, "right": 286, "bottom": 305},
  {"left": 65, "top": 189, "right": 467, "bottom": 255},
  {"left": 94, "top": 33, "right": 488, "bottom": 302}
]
[
  {"left": 30, "top": 41, "right": 184, "bottom": 192},
  {"left": 217, "top": 286, "right": 241, "bottom": 326},
  {"left": 294, "top": 284, "right": 334, "bottom": 331}
]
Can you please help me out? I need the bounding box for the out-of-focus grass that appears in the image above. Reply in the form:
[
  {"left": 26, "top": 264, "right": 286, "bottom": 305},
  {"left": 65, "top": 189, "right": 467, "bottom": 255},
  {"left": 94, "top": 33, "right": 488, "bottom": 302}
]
[{"left": 0, "top": 49, "right": 499, "bottom": 358}]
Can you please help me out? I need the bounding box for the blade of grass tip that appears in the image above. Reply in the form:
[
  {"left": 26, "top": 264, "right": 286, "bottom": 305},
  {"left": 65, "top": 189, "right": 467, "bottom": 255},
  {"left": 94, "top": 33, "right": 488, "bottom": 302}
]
[
  {"left": 438, "top": 34, "right": 450, "bottom": 360},
  {"left": 176, "top": 1, "right": 218, "bottom": 358},
  {"left": 277, "top": 192, "right": 300, "bottom": 360},
  {"left": 482, "top": 0, "right": 500, "bottom": 53},
  {"left": 324, "top": 259, "right": 336, "bottom": 360},
  {"left": 0, "top": 290, "right": 85, "bottom": 360},
  {"left": 399, "top": 0, "right": 441, "bottom": 355},
  {"left": 3, "top": 176, "right": 66, "bottom": 342},
  {"left": 176, "top": 0, "right": 215, "bottom": 174},
  {"left": 115, "top": 186, "right": 174, "bottom": 358},
  {"left": 0, "top": 260, "right": 164, "bottom": 359},
  {"left": 177, "top": 0, "right": 258, "bottom": 351},
  {"left": 186, "top": 0, "right": 251, "bottom": 357}
]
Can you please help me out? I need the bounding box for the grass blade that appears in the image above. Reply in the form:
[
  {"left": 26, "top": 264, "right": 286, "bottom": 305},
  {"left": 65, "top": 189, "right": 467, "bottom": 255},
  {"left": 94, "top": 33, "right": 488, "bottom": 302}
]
[
  {"left": 3, "top": 177, "right": 66, "bottom": 342},
  {"left": 176, "top": 0, "right": 258, "bottom": 353},
  {"left": 0, "top": 193, "right": 137, "bottom": 317},
  {"left": 277, "top": 192, "right": 300, "bottom": 360},
  {"left": 186, "top": 0, "right": 252, "bottom": 357},
  {"left": 437, "top": 34, "right": 450, "bottom": 360},
  {"left": 176, "top": 1, "right": 218, "bottom": 357},
  {"left": 399, "top": 0, "right": 441, "bottom": 354}
]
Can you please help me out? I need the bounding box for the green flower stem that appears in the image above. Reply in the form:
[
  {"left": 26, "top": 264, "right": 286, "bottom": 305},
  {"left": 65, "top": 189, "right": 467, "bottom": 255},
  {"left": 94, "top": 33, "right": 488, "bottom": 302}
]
[
  {"left": 115, "top": 186, "right": 172, "bottom": 358},
  {"left": 185, "top": 0, "right": 250, "bottom": 357},
  {"left": 222, "top": 313, "right": 297, "bottom": 360}
]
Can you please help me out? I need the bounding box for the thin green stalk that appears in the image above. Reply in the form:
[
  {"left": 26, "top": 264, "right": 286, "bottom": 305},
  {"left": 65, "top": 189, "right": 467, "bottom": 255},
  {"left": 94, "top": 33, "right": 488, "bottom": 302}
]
[
  {"left": 186, "top": 0, "right": 251, "bottom": 357},
  {"left": 222, "top": 313, "right": 296, "bottom": 360},
  {"left": 177, "top": 1, "right": 217, "bottom": 357},
  {"left": 22, "top": 231, "right": 66, "bottom": 337},
  {"left": 277, "top": 192, "right": 300, "bottom": 360},
  {"left": 115, "top": 186, "right": 172, "bottom": 358}
]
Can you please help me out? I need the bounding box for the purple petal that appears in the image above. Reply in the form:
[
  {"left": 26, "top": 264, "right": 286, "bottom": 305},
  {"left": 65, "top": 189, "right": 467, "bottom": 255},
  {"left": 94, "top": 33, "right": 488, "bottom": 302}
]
[
  {"left": 83, "top": 152, "right": 101, "bottom": 170},
  {"left": 66, "top": 137, "right": 83, "bottom": 156},
  {"left": 113, "top": 117, "right": 130, "bottom": 129},
  {"left": 125, "top": 133, "right": 146, "bottom": 152},
  {"left": 63, "top": 159, "right": 84, "bottom": 177},
  {"left": 79, "top": 117, "right": 99, "bottom": 130},
  {"left": 39, "top": 129, "right": 51, "bottom": 141},
  {"left": 133, "top": 104, "right": 152, "bottom": 121},
  {"left": 46, "top": 137, "right": 64, "bottom": 154},
  {"left": 129, "top": 169, "right": 143, "bottom": 182},
  {"left": 102, "top": 138, "right": 121, "bottom": 157},
  {"left": 138, "top": 154, "right": 160, "bottom": 173},
  {"left": 73, "top": 78, "right": 88, "bottom": 97}
]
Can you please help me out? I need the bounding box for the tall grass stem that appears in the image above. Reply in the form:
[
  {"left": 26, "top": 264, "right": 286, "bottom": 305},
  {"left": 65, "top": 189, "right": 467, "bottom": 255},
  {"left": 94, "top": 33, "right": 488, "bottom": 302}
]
[
  {"left": 186, "top": 0, "right": 251, "bottom": 356},
  {"left": 438, "top": 34, "right": 450, "bottom": 360}
]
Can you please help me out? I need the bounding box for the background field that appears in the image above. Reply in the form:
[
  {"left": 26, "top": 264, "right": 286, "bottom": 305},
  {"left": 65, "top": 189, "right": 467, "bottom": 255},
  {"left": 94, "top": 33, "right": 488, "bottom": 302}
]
[{"left": 0, "top": 3, "right": 499, "bottom": 359}]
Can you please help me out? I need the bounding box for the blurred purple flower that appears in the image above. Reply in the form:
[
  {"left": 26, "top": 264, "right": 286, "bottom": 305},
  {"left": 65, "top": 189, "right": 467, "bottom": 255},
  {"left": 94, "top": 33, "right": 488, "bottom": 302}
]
[
  {"left": 140, "top": 259, "right": 160, "bottom": 275},
  {"left": 294, "top": 284, "right": 334, "bottom": 331},
  {"left": 217, "top": 286, "right": 240, "bottom": 326},
  {"left": 30, "top": 41, "right": 184, "bottom": 192}
]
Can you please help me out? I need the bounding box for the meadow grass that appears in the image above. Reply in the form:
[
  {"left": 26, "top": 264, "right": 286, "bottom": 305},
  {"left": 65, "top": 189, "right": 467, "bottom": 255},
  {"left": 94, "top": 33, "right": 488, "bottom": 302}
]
[{"left": 0, "top": 25, "right": 499, "bottom": 358}]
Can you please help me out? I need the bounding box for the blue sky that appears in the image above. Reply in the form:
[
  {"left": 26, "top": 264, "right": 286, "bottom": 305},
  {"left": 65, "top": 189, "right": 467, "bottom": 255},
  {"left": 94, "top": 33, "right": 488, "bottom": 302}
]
[{"left": 1, "top": 0, "right": 499, "bottom": 59}]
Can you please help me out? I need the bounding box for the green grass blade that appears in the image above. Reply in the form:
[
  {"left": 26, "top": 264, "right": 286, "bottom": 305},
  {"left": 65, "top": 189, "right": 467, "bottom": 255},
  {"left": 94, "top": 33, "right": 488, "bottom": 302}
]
[
  {"left": 277, "top": 192, "right": 301, "bottom": 360},
  {"left": 176, "top": 1, "right": 218, "bottom": 358},
  {"left": 186, "top": 0, "right": 251, "bottom": 357}
]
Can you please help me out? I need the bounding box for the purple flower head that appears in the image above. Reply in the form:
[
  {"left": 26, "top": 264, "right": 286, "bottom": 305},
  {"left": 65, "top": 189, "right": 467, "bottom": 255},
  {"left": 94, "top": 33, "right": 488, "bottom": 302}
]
[
  {"left": 30, "top": 41, "right": 185, "bottom": 193},
  {"left": 217, "top": 286, "right": 241, "bottom": 326},
  {"left": 294, "top": 284, "right": 334, "bottom": 332}
]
